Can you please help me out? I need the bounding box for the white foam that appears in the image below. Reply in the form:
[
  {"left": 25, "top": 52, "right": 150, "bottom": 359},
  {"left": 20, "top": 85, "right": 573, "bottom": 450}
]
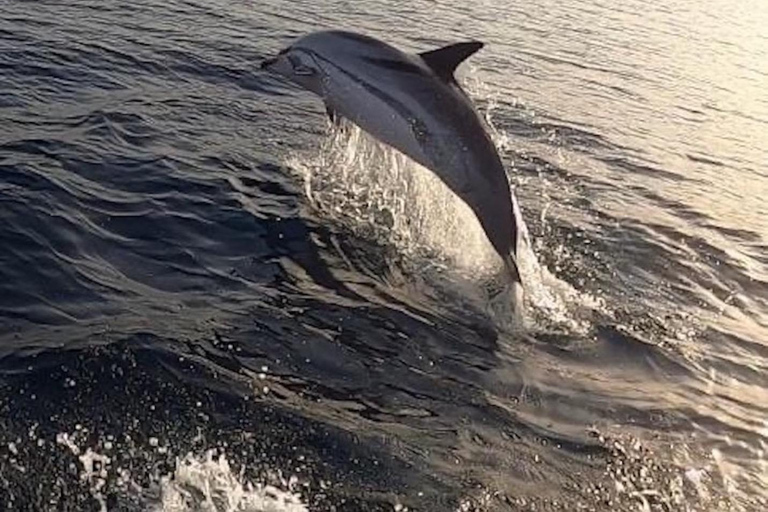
[
  {"left": 53, "top": 431, "right": 308, "bottom": 512},
  {"left": 56, "top": 432, "right": 111, "bottom": 512},
  {"left": 154, "top": 450, "right": 308, "bottom": 512}
]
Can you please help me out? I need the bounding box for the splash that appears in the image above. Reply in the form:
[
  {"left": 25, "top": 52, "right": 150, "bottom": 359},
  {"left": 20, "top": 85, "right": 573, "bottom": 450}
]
[
  {"left": 52, "top": 429, "right": 308, "bottom": 512},
  {"left": 517, "top": 232, "right": 605, "bottom": 334},
  {"left": 289, "top": 124, "right": 522, "bottom": 323},
  {"left": 155, "top": 451, "right": 308, "bottom": 512},
  {"left": 56, "top": 431, "right": 111, "bottom": 511},
  {"left": 597, "top": 430, "right": 751, "bottom": 512},
  {"left": 288, "top": 82, "right": 603, "bottom": 333},
  {"left": 293, "top": 124, "right": 499, "bottom": 275}
]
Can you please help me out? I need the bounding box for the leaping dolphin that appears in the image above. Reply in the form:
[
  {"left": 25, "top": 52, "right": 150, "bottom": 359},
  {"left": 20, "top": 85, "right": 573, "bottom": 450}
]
[{"left": 261, "top": 30, "right": 524, "bottom": 294}]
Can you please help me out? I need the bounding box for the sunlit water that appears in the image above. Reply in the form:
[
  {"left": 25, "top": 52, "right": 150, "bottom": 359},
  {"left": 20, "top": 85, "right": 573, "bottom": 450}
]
[{"left": 1, "top": 0, "right": 766, "bottom": 511}]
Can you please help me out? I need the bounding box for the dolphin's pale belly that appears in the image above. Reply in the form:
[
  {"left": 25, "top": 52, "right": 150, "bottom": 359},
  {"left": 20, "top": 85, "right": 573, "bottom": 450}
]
[
  {"left": 322, "top": 67, "right": 481, "bottom": 202},
  {"left": 323, "top": 74, "right": 433, "bottom": 172}
]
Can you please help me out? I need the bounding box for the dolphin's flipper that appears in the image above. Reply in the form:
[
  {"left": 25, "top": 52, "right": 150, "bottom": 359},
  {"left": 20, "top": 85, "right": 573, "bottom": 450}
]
[{"left": 418, "top": 41, "right": 484, "bottom": 81}]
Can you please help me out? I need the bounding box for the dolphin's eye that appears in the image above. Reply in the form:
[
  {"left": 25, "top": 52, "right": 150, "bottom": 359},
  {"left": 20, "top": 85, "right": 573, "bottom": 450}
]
[{"left": 288, "top": 54, "right": 315, "bottom": 76}]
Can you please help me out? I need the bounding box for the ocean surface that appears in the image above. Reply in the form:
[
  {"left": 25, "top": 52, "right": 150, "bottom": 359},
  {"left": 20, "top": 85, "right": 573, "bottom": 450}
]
[{"left": 1, "top": 0, "right": 767, "bottom": 510}]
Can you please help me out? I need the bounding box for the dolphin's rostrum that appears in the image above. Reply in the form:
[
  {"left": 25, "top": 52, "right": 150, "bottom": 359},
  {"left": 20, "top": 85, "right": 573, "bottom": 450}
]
[{"left": 262, "top": 31, "right": 524, "bottom": 297}]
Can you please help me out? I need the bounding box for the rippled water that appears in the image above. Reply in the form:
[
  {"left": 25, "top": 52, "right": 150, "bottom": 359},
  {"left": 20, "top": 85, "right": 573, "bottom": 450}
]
[{"left": 1, "top": 0, "right": 767, "bottom": 510}]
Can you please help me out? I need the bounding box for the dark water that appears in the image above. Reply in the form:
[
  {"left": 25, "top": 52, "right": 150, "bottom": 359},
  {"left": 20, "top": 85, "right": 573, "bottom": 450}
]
[{"left": 1, "top": 0, "right": 767, "bottom": 510}]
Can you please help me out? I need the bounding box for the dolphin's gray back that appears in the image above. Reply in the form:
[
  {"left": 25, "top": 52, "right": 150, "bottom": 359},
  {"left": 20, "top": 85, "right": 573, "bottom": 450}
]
[{"left": 295, "top": 31, "right": 517, "bottom": 259}]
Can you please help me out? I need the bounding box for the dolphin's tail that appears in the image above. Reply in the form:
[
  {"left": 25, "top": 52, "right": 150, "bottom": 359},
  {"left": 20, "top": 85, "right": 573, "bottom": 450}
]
[{"left": 503, "top": 254, "right": 522, "bottom": 285}]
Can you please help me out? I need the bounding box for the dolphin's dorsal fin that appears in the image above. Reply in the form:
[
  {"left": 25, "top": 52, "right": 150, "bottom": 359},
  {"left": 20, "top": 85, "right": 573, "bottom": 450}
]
[{"left": 419, "top": 41, "right": 484, "bottom": 81}]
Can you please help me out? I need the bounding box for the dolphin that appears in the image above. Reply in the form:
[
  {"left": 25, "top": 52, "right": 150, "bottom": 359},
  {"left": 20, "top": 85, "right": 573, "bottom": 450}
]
[{"left": 261, "top": 30, "right": 524, "bottom": 294}]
